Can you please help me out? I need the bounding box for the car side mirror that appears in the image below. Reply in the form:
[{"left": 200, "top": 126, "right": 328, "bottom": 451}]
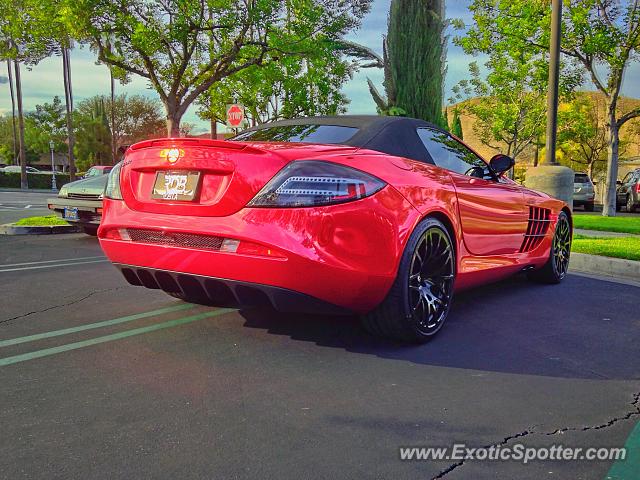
[
  {"left": 616, "top": 180, "right": 622, "bottom": 185},
  {"left": 489, "top": 154, "right": 515, "bottom": 176}
]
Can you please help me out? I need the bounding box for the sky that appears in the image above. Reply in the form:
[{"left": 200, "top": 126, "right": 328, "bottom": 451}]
[{"left": 1, "top": 0, "right": 639, "bottom": 134}]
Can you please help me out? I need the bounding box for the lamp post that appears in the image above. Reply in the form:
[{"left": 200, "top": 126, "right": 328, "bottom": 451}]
[
  {"left": 49, "top": 140, "right": 57, "bottom": 191},
  {"left": 524, "top": 0, "right": 573, "bottom": 208}
]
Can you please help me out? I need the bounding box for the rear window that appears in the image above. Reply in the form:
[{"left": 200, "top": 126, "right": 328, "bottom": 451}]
[
  {"left": 231, "top": 124, "right": 359, "bottom": 144},
  {"left": 574, "top": 174, "right": 591, "bottom": 183}
]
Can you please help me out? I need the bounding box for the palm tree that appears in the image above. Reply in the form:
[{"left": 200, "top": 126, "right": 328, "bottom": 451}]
[
  {"left": 6, "top": 60, "right": 18, "bottom": 165},
  {"left": 61, "top": 45, "right": 76, "bottom": 180}
]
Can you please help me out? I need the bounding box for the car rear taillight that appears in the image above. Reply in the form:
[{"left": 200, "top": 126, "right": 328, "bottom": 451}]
[
  {"left": 104, "top": 161, "right": 123, "bottom": 200},
  {"left": 635, "top": 183, "right": 640, "bottom": 193},
  {"left": 247, "top": 161, "right": 386, "bottom": 208}
]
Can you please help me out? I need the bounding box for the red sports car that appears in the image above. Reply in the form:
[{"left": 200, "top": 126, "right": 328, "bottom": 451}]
[{"left": 98, "top": 116, "right": 572, "bottom": 343}]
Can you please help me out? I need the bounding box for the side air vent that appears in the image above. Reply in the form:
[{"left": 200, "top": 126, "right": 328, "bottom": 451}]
[{"left": 520, "top": 207, "right": 551, "bottom": 252}]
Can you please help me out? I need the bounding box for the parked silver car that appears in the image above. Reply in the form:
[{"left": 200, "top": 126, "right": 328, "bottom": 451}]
[
  {"left": 616, "top": 168, "right": 640, "bottom": 213},
  {"left": 573, "top": 173, "right": 595, "bottom": 211}
]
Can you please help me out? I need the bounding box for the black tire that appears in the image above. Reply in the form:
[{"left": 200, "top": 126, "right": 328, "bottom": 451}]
[
  {"left": 584, "top": 202, "right": 594, "bottom": 212},
  {"left": 527, "top": 211, "right": 571, "bottom": 284},
  {"left": 82, "top": 225, "right": 98, "bottom": 236},
  {"left": 362, "top": 217, "right": 456, "bottom": 343}
]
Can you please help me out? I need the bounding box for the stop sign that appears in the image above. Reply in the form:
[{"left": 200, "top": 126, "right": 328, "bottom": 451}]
[{"left": 226, "top": 104, "right": 245, "bottom": 129}]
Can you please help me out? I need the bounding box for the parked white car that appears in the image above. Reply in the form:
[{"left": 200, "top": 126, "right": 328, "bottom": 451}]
[{"left": 1, "top": 165, "right": 43, "bottom": 174}]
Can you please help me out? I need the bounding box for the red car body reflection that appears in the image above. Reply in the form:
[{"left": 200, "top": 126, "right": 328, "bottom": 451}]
[{"left": 98, "top": 117, "right": 571, "bottom": 343}]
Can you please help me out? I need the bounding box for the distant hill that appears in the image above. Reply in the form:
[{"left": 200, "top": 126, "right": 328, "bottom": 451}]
[{"left": 447, "top": 91, "right": 640, "bottom": 165}]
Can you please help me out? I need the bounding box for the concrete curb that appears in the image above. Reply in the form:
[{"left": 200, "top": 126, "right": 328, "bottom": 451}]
[
  {"left": 575, "top": 228, "right": 640, "bottom": 238},
  {"left": 0, "top": 223, "right": 82, "bottom": 235},
  {"left": 570, "top": 252, "right": 640, "bottom": 283}
]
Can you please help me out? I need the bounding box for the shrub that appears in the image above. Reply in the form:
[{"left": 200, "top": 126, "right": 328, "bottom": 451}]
[{"left": 0, "top": 172, "right": 71, "bottom": 189}]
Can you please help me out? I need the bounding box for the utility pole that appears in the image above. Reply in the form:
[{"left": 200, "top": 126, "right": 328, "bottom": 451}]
[
  {"left": 544, "top": 0, "right": 562, "bottom": 166},
  {"left": 525, "top": 0, "right": 573, "bottom": 208}
]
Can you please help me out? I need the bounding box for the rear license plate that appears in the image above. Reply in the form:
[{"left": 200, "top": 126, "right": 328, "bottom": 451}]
[
  {"left": 152, "top": 171, "right": 201, "bottom": 201},
  {"left": 63, "top": 207, "right": 79, "bottom": 220}
]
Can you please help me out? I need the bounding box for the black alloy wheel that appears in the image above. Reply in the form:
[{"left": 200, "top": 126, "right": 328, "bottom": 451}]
[
  {"left": 362, "top": 217, "right": 456, "bottom": 343},
  {"left": 407, "top": 227, "right": 455, "bottom": 336},
  {"left": 528, "top": 210, "right": 571, "bottom": 284}
]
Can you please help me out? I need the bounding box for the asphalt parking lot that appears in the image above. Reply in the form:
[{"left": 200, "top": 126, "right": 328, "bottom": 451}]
[
  {"left": 0, "top": 189, "right": 51, "bottom": 224},
  {"left": 1, "top": 232, "right": 639, "bottom": 480}
]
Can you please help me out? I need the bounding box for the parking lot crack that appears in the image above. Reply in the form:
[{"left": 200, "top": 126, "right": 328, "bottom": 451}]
[
  {"left": 0, "top": 287, "right": 126, "bottom": 325},
  {"left": 543, "top": 390, "right": 640, "bottom": 435},
  {"left": 432, "top": 391, "right": 640, "bottom": 479},
  {"left": 432, "top": 429, "right": 535, "bottom": 479}
]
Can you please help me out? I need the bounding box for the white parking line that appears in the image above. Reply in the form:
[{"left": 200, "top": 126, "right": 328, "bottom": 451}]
[
  {"left": 0, "top": 259, "right": 108, "bottom": 273},
  {"left": 0, "top": 256, "right": 105, "bottom": 268}
]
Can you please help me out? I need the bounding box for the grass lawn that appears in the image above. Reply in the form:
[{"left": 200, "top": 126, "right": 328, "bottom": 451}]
[
  {"left": 573, "top": 214, "right": 640, "bottom": 234},
  {"left": 572, "top": 234, "right": 640, "bottom": 261},
  {"left": 13, "top": 215, "right": 69, "bottom": 227}
]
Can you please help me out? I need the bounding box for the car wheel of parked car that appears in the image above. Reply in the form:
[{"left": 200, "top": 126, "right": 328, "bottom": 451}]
[
  {"left": 627, "top": 195, "right": 637, "bottom": 213},
  {"left": 584, "top": 202, "right": 594, "bottom": 212},
  {"left": 362, "top": 217, "right": 456, "bottom": 343},
  {"left": 82, "top": 226, "right": 98, "bottom": 236},
  {"left": 528, "top": 211, "right": 571, "bottom": 284}
]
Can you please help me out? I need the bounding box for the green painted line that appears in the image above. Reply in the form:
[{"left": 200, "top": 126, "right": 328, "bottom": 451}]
[
  {"left": 605, "top": 421, "right": 640, "bottom": 480},
  {"left": 0, "top": 308, "right": 235, "bottom": 367},
  {"left": 0, "top": 304, "right": 196, "bottom": 348}
]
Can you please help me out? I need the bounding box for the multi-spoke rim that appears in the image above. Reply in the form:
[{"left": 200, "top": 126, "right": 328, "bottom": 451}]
[
  {"left": 407, "top": 228, "right": 455, "bottom": 335},
  {"left": 553, "top": 214, "right": 571, "bottom": 279}
]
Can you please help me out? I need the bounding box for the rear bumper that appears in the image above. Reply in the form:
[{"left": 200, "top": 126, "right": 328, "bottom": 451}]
[
  {"left": 116, "top": 264, "right": 352, "bottom": 315},
  {"left": 572, "top": 193, "right": 594, "bottom": 203},
  {"left": 98, "top": 187, "right": 420, "bottom": 313},
  {"left": 48, "top": 198, "right": 102, "bottom": 225}
]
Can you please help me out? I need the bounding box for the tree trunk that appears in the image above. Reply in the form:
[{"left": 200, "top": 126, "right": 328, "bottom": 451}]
[
  {"left": 210, "top": 117, "right": 217, "bottom": 139},
  {"left": 110, "top": 69, "right": 117, "bottom": 163},
  {"left": 62, "top": 47, "right": 77, "bottom": 181},
  {"left": 602, "top": 108, "right": 619, "bottom": 217},
  {"left": 533, "top": 142, "right": 539, "bottom": 167},
  {"left": 166, "top": 115, "right": 181, "bottom": 137},
  {"left": 7, "top": 60, "right": 18, "bottom": 166},
  {"left": 14, "top": 60, "right": 27, "bottom": 189}
]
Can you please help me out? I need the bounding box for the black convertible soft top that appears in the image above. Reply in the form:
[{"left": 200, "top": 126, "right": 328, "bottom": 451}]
[{"left": 236, "top": 115, "right": 447, "bottom": 165}]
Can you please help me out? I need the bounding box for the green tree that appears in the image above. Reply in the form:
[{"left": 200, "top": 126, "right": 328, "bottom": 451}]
[
  {"left": 451, "top": 108, "right": 463, "bottom": 139},
  {"left": 340, "top": 0, "right": 446, "bottom": 124},
  {"left": 65, "top": 0, "right": 370, "bottom": 137},
  {"left": 26, "top": 96, "right": 67, "bottom": 155},
  {"left": 387, "top": 0, "right": 446, "bottom": 126},
  {"left": 449, "top": 59, "right": 549, "bottom": 163},
  {"left": 74, "top": 96, "right": 112, "bottom": 170},
  {"left": 104, "top": 94, "right": 165, "bottom": 149},
  {"left": 0, "top": 0, "right": 56, "bottom": 187},
  {"left": 557, "top": 94, "right": 613, "bottom": 179},
  {"left": 461, "top": 0, "right": 640, "bottom": 216},
  {"left": 197, "top": 46, "right": 351, "bottom": 129}
]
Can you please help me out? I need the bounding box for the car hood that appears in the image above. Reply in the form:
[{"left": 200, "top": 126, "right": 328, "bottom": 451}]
[{"left": 64, "top": 174, "right": 108, "bottom": 194}]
